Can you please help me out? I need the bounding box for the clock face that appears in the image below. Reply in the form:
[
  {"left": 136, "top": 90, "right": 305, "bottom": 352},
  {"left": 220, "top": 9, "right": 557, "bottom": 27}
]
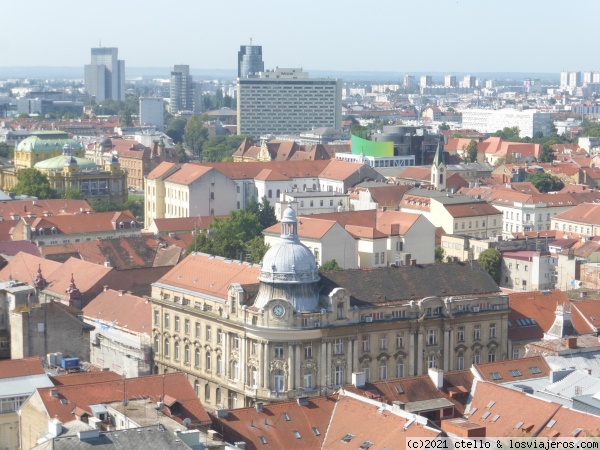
[
  {"left": 272, "top": 304, "right": 285, "bottom": 317},
  {"left": 439, "top": 167, "right": 444, "bottom": 173}
]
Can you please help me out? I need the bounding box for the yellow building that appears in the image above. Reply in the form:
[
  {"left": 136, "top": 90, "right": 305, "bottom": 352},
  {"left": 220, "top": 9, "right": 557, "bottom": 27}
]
[{"left": 14, "top": 130, "right": 85, "bottom": 170}]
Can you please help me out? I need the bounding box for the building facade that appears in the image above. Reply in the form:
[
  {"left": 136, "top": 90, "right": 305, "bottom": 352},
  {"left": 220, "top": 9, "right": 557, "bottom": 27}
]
[
  {"left": 84, "top": 47, "right": 125, "bottom": 102},
  {"left": 237, "top": 68, "right": 342, "bottom": 138},
  {"left": 238, "top": 43, "right": 264, "bottom": 78},
  {"left": 460, "top": 109, "right": 552, "bottom": 138},
  {"left": 139, "top": 97, "right": 164, "bottom": 131},
  {"left": 151, "top": 206, "right": 509, "bottom": 410}
]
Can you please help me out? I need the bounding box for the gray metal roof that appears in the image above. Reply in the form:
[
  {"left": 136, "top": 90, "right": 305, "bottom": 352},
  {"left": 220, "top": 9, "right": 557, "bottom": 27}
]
[
  {"left": 0, "top": 373, "right": 53, "bottom": 398},
  {"left": 543, "top": 370, "right": 600, "bottom": 399},
  {"left": 404, "top": 397, "right": 455, "bottom": 413},
  {"left": 545, "top": 353, "right": 600, "bottom": 378}
]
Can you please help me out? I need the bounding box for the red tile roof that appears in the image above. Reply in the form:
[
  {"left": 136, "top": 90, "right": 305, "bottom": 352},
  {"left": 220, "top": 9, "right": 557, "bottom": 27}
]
[
  {"left": 0, "top": 240, "right": 41, "bottom": 258},
  {"left": 147, "top": 161, "right": 178, "bottom": 180},
  {"left": 264, "top": 217, "right": 337, "bottom": 240},
  {"left": 150, "top": 216, "right": 220, "bottom": 233},
  {"left": 30, "top": 210, "right": 138, "bottom": 235},
  {"left": 49, "top": 371, "right": 122, "bottom": 386},
  {"left": 444, "top": 202, "right": 501, "bottom": 218},
  {"left": 255, "top": 168, "right": 291, "bottom": 181},
  {"left": 83, "top": 289, "right": 152, "bottom": 334},
  {"left": 539, "top": 406, "right": 600, "bottom": 438},
  {"left": 472, "top": 356, "right": 551, "bottom": 383},
  {"left": 165, "top": 164, "right": 213, "bottom": 185},
  {"left": 37, "top": 372, "right": 210, "bottom": 426},
  {"left": 0, "top": 356, "right": 45, "bottom": 379},
  {"left": 553, "top": 202, "right": 600, "bottom": 225},
  {"left": 0, "top": 199, "right": 92, "bottom": 221},
  {"left": 198, "top": 160, "right": 330, "bottom": 180},
  {"left": 0, "top": 251, "right": 61, "bottom": 284},
  {"left": 156, "top": 252, "right": 260, "bottom": 299}
]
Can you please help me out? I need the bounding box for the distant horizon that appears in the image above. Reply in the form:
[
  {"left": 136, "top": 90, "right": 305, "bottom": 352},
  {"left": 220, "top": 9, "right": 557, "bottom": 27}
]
[{"left": 0, "top": 66, "right": 561, "bottom": 84}]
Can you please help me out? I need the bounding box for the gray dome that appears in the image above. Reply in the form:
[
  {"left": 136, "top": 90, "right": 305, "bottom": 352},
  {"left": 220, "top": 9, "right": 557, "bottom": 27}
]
[{"left": 258, "top": 205, "right": 319, "bottom": 284}]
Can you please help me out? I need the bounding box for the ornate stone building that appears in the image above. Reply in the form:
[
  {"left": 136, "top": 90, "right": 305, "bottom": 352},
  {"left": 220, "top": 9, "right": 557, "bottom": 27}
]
[{"left": 151, "top": 206, "right": 508, "bottom": 410}]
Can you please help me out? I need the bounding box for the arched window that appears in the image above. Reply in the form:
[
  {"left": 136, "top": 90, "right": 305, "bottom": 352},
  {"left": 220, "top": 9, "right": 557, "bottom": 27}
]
[
  {"left": 39, "top": 228, "right": 45, "bottom": 236},
  {"left": 231, "top": 360, "right": 239, "bottom": 380},
  {"left": 268, "top": 189, "right": 272, "bottom": 198},
  {"left": 194, "top": 347, "right": 200, "bottom": 367},
  {"left": 164, "top": 338, "right": 170, "bottom": 357},
  {"left": 118, "top": 222, "right": 124, "bottom": 229},
  {"left": 184, "top": 344, "right": 190, "bottom": 364},
  {"left": 51, "top": 227, "right": 58, "bottom": 235},
  {"left": 154, "top": 335, "right": 160, "bottom": 353},
  {"left": 337, "top": 302, "right": 344, "bottom": 319},
  {"left": 273, "top": 370, "right": 284, "bottom": 393},
  {"left": 194, "top": 379, "right": 199, "bottom": 395},
  {"left": 205, "top": 351, "right": 211, "bottom": 370},
  {"left": 216, "top": 388, "right": 221, "bottom": 405},
  {"left": 276, "top": 189, "right": 280, "bottom": 199},
  {"left": 130, "top": 221, "right": 136, "bottom": 228},
  {"left": 216, "top": 355, "right": 222, "bottom": 375}
]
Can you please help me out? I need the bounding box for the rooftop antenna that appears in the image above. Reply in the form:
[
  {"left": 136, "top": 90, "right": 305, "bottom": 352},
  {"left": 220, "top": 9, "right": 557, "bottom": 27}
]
[
  {"left": 99, "top": 39, "right": 102, "bottom": 47},
  {"left": 249, "top": 37, "right": 252, "bottom": 46}
]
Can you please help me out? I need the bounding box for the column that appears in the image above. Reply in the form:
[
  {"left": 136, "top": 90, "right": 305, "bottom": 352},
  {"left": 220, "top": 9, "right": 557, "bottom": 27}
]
[
  {"left": 320, "top": 341, "right": 327, "bottom": 388},
  {"left": 326, "top": 341, "right": 333, "bottom": 386},
  {"left": 223, "top": 333, "right": 229, "bottom": 379},
  {"left": 443, "top": 328, "right": 450, "bottom": 371},
  {"left": 417, "top": 330, "right": 424, "bottom": 375},
  {"left": 240, "top": 337, "right": 247, "bottom": 386},
  {"left": 449, "top": 328, "right": 454, "bottom": 370},
  {"left": 407, "top": 331, "right": 414, "bottom": 377},
  {"left": 263, "top": 342, "right": 270, "bottom": 389},
  {"left": 294, "top": 344, "right": 301, "bottom": 390},
  {"left": 258, "top": 342, "right": 265, "bottom": 388},
  {"left": 287, "top": 343, "right": 294, "bottom": 390},
  {"left": 353, "top": 339, "right": 359, "bottom": 375}
]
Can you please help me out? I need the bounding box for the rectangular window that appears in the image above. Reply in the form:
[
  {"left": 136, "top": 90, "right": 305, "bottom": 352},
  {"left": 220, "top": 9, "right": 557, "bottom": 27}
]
[
  {"left": 164, "top": 313, "right": 170, "bottom": 328},
  {"left": 375, "top": 253, "right": 380, "bottom": 265},
  {"left": 457, "top": 327, "right": 464, "bottom": 342},
  {"left": 396, "top": 333, "right": 404, "bottom": 348},
  {"left": 217, "top": 329, "right": 223, "bottom": 344},
  {"left": 334, "top": 366, "right": 344, "bottom": 386},
  {"left": 184, "top": 319, "right": 190, "bottom": 335},
  {"left": 489, "top": 323, "right": 497, "bottom": 339},
  {"left": 379, "top": 334, "right": 387, "bottom": 350},
  {"left": 195, "top": 322, "right": 200, "bottom": 338},
  {"left": 334, "top": 338, "right": 343, "bottom": 355},
  {"left": 362, "top": 335, "right": 370, "bottom": 352},
  {"left": 304, "top": 372, "right": 313, "bottom": 389},
  {"left": 275, "top": 345, "right": 284, "bottom": 359},
  {"left": 174, "top": 316, "right": 180, "bottom": 332},
  {"left": 206, "top": 326, "right": 212, "bottom": 341},
  {"left": 488, "top": 352, "right": 496, "bottom": 363},
  {"left": 427, "top": 355, "right": 437, "bottom": 369},
  {"left": 252, "top": 341, "right": 258, "bottom": 355},
  {"left": 233, "top": 335, "right": 240, "bottom": 350},
  {"left": 154, "top": 310, "right": 159, "bottom": 326},
  {"left": 379, "top": 364, "right": 388, "bottom": 380},
  {"left": 380, "top": 252, "right": 385, "bottom": 264},
  {"left": 396, "top": 361, "right": 404, "bottom": 378},
  {"left": 305, "top": 343, "right": 312, "bottom": 359},
  {"left": 512, "top": 348, "right": 520, "bottom": 359},
  {"left": 427, "top": 329, "right": 437, "bottom": 346},
  {"left": 474, "top": 326, "right": 481, "bottom": 340},
  {"left": 457, "top": 356, "right": 465, "bottom": 370}
]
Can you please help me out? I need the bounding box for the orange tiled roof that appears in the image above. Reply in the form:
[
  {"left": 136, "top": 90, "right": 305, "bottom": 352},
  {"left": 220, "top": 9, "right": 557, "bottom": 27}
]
[
  {"left": 30, "top": 210, "right": 138, "bottom": 235},
  {"left": 83, "top": 289, "right": 152, "bottom": 334},
  {"left": 264, "top": 217, "right": 337, "bottom": 240},
  {"left": 0, "top": 199, "right": 92, "bottom": 221},
  {"left": 50, "top": 371, "right": 122, "bottom": 386},
  {"left": 165, "top": 164, "right": 213, "bottom": 185},
  {"left": 553, "top": 202, "right": 600, "bottom": 225},
  {"left": 0, "top": 356, "right": 45, "bottom": 379},
  {"left": 472, "top": 356, "right": 550, "bottom": 383},
  {"left": 0, "top": 251, "right": 61, "bottom": 284}
]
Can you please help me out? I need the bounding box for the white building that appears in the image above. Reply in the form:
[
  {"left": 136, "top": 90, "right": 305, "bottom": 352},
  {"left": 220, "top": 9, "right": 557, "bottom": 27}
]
[
  {"left": 460, "top": 109, "right": 552, "bottom": 138},
  {"left": 237, "top": 68, "right": 342, "bottom": 138},
  {"left": 500, "top": 250, "right": 555, "bottom": 291},
  {"left": 84, "top": 47, "right": 125, "bottom": 102},
  {"left": 139, "top": 97, "right": 164, "bottom": 132}
]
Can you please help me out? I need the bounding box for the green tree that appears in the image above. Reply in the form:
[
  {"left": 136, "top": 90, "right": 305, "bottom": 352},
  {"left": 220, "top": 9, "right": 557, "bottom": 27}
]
[
  {"left": 320, "top": 259, "right": 341, "bottom": 271},
  {"left": 244, "top": 236, "right": 270, "bottom": 264},
  {"left": 63, "top": 188, "right": 83, "bottom": 200},
  {"left": 0, "top": 142, "right": 13, "bottom": 159},
  {"left": 165, "top": 117, "right": 187, "bottom": 144},
  {"left": 123, "top": 197, "right": 144, "bottom": 220},
  {"left": 435, "top": 245, "right": 445, "bottom": 263},
  {"left": 202, "top": 135, "right": 249, "bottom": 162},
  {"left": 438, "top": 122, "right": 450, "bottom": 131},
  {"left": 526, "top": 172, "right": 565, "bottom": 193},
  {"left": 184, "top": 116, "right": 209, "bottom": 158},
  {"left": 258, "top": 196, "right": 277, "bottom": 229},
  {"left": 465, "top": 139, "right": 478, "bottom": 163},
  {"left": 121, "top": 109, "right": 133, "bottom": 127},
  {"left": 205, "top": 210, "right": 264, "bottom": 260},
  {"left": 493, "top": 126, "right": 520, "bottom": 141},
  {"left": 538, "top": 144, "right": 554, "bottom": 163},
  {"left": 13, "top": 168, "right": 57, "bottom": 199},
  {"left": 478, "top": 248, "right": 501, "bottom": 284},
  {"left": 176, "top": 143, "right": 188, "bottom": 163}
]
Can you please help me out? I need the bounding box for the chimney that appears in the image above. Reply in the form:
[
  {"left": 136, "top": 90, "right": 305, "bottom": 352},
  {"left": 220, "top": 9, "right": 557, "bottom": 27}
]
[
  {"left": 391, "top": 401, "right": 406, "bottom": 411},
  {"left": 103, "top": 285, "right": 109, "bottom": 292},
  {"left": 428, "top": 368, "right": 444, "bottom": 390},
  {"left": 566, "top": 337, "right": 577, "bottom": 348},
  {"left": 352, "top": 372, "right": 366, "bottom": 388}
]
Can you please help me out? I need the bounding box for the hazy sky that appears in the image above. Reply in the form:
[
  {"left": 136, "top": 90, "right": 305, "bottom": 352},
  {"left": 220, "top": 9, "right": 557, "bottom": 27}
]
[{"left": 3, "top": 0, "right": 598, "bottom": 74}]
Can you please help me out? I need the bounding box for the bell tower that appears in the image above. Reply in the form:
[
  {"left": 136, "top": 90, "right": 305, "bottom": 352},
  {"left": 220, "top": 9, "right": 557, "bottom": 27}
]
[{"left": 431, "top": 140, "right": 446, "bottom": 191}]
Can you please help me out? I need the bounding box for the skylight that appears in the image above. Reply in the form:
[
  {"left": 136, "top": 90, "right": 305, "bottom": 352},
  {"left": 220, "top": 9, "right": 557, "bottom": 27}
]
[
  {"left": 529, "top": 366, "right": 541, "bottom": 374},
  {"left": 515, "top": 421, "right": 524, "bottom": 429},
  {"left": 487, "top": 401, "right": 496, "bottom": 408},
  {"left": 482, "top": 412, "right": 491, "bottom": 419},
  {"left": 341, "top": 434, "right": 355, "bottom": 443},
  {"left": 259, "top": 436, "right": 267, "bottom": 445},
  {"left": 283, "top": 412, "right": 290, "bottom": 421},
  {"left": 293, "top": 430, "right": 301, "bottom": 439},
  {"left": 360, "top": 442, "right": 374, "bottom": 449},
  {"left": 395, "top": 385, "right": 404, "bottom": 394},
  {"left": 509, "top": 369, "right": 522, "bottom": 377},
  {"left": 489, "top": 372, "right": 502, "bottom": 380},
  {"left": 312, "top": 427, "right": 320, "bottom": 436},
  {"left": 547, "top": 420, "right": 556, "bottom": 428},
  {"left": 492, "top": 415, "right": 500, "bottom": 422}
]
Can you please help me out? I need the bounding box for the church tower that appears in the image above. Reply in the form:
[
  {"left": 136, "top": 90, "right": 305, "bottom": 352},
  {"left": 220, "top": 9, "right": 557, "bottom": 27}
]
[{"left": 431, "top": 140, "right": 446, "bottom": 191}]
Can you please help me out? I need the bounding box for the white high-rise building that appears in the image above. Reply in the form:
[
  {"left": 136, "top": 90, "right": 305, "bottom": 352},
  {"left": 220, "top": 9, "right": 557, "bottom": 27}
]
[
  {"left": 84, "top": 47, "right": 125, "bottom": 102},
  {"left": 139, "top": 97, "right": 164, "bottom": 132},
  {"left": 237, "top": 68, "right": 342, "bottom": 138},
  {"left": 461, "top": 109, "right": 552, "bottom": 138},
  {"left": 444, "top": 75, "right": 456, "bottom": 88}
]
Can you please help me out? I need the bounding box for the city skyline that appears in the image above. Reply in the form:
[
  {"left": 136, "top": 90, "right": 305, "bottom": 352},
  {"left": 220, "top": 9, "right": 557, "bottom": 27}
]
[{"left": 3, "top": 0, "right": 600, "bottom": 74}]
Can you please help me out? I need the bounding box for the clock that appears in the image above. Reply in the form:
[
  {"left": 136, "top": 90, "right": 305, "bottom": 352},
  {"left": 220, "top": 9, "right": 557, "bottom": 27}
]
[
  {"left": 272, "top": 304, "right": 285, "bottom": 317},
  {"left": 439, "top": 167, "right": 444, "bottom": 173}
]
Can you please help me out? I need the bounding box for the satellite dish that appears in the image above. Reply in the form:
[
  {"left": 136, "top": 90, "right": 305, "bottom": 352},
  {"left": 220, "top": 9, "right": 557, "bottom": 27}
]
[{"left": 182, "top": 418, "right": 191, "bottom": 428}]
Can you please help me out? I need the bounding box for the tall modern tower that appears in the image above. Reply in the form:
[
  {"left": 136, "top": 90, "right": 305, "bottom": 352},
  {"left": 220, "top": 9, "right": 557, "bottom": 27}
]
[
  {"left": 238, "top": 40, "right": 264, "bottom": 79},
  {"left": 169, "top": 65, "right": 196, "bottom": 113},
  {"left": 84, "top": 47, "right": 125, "bottom": 102}
]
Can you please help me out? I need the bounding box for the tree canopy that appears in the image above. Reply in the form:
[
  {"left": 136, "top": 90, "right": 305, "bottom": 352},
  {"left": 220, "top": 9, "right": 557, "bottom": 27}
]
[
  {"left": 465, "top": 139, "right": 478, "bottom": 163},
  {"left": 184, "top": 116, "right": 209, "bottom": 158},
  {"left": 538, "top": 144, "right": 554, "bottom": 163},
  {"left": 13, "top": 168, "right": 57, "bottom": 199},
  {"left": 435, "top": 245, "right": 445, "bottom": 263},
  {"left": 165, "top": 117, "right": 188, "bottom": 144},
  {"left": 202, "top": 135, "right": 249, "bottom": 162},
  {"left": 526, "top": 172, "right": 565, "bottom": 193},
  {"left": 320, "top": 259, "right": 341, "bottom": 271},
  {"left": 493, "top": 126, "right": 520, "bottom": 141},
  {"left": 478, "top": 248, "right": 501, "bottom": 284},
  {"left": 88, "top": 197, "right": 144, "bottom": 220}
]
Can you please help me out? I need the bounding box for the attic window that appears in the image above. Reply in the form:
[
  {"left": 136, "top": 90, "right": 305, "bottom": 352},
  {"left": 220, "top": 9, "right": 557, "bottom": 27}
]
[
  {"left": 395, "top": 385, "right": 404, "bottom": 394},
  {"left": 529, "top": 366, "right": 541, "bottom": 374},
  {"left": 492, "top": 414, "right": 500, "bottom": 422},
  {"left": 487, "top": 401, "right": 496, "bottom": 408},
  {"left": 118, "top": 221, "right": 124, "bottom": 229},
  {"left": 293, "top": 430, "right": 301, "bottom": 439},
  {"left": 360, "top": 442, "right": 374, "bottom": 449},
  {"left": 51, "top": 226, "right": 57, "bottom": 235},
  {"left": 130, "top": 221, "right": 136, "bottom": 228},
  {"left": 258, "top": 436, "right": 267, "bottom": 445},
  {"left": 509, "top": 370, "right": 522, "bottom": 377},
  {"left": 341, "top": 433, "right": 355, "bottom": 443},
  {"left": 312, "top": 427, "right": 320, "bottom": 436},
  {"left": 282, "top": 412, "right": 290, "bottom": 421},
  {"left": 547, "top": 420, "right": 556, "bottom": 428},
  {"left": 489, "top": 372, "right": 502, "bottom": 380},
  {"left": 482, "top": 412, "right": 491, "bottom": 419}
]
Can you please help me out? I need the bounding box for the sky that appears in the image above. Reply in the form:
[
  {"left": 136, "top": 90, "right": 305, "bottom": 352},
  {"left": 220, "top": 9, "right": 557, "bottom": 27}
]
[{"left": 3, "top": 0, "right": 598, "bottom": 74}]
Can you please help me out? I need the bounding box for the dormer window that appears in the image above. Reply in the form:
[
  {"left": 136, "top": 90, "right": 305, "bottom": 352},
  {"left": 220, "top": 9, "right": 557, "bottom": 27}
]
[
  {"left": 130, "top": 221, "right": 136, "bottom": 228},
  {"left": 118, "top": 221, "right": 124, "bottom": 229},
  {"left": 51, "top": 226, "right": 58, "bottom": 235},
  {"left": 39, "top": 228, "right": 45, "bottom": 236}
]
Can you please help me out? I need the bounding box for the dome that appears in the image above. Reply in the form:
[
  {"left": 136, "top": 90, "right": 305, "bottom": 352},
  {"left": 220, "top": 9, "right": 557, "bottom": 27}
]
[
  {"left": 16, "top": 131, "right": 83, "bottom": 153},
  {"left": 100, "top": 137, "right": 112, "bottom": 146},
  {"left": 254, "top": 205, "right": 320, "bottom": 312},
  {"left": 34, "top": 155, "right": 97, "bottom": 171}
]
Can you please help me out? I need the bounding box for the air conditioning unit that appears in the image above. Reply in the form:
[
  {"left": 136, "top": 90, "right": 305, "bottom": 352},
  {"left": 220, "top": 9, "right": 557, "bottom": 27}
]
[
  {"left": 365, "top": 317, "right": 373, "bottom": 323},
  {"left": 473, "top": 306, "right": 480, "bottom": 313}
]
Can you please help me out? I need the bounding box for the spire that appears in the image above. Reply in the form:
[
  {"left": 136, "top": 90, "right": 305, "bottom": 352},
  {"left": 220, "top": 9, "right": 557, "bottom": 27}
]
[
  {"left": 64, "top": 273, "right": 81, "bottom": 305},
  {"left": 433, "top": 140, "right": 445, "bottom": 168},
  {"left": 33, "top": 264, "right": 46, "bottom": 289},
  {"left": 545, "top": 302, "right": 576, "bottom": 340}
]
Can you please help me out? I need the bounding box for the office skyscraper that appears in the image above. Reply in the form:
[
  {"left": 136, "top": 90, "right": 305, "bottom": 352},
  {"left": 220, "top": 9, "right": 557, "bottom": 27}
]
[
  {"left": 84, "top": 47, "right": 125, "bottom": 102},
  {"left": 169, "top": 65, "right": 196, "bottom": 113},
  {"left": 238, "top": 41, "right": 264, "bottom": 78}
]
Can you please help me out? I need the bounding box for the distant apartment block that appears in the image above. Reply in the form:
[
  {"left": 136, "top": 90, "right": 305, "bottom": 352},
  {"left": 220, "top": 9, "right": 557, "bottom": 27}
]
[
  {"left": 420, "top": 75, "right": 432, "bottom": 88},
  {"left": 403, "top": 75, "right": 416, "bottom": 89},
  {"left": 84, "top": 47, "right": 125, "bottom": 102},
  {"left": 237, "top": 68, "right": 342, "bottom": 138},
  {"left": 169, "top": 65, "right": 200, "bottom": 114},
  {"left": 139, "top": 97, "right": 164, "bottom": 131},
  {"left": 461, "top": 108, "right": 552, "bottom": 138},
  {"left": 444, "top": 75, "right": 457, "bottom": 88}
]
